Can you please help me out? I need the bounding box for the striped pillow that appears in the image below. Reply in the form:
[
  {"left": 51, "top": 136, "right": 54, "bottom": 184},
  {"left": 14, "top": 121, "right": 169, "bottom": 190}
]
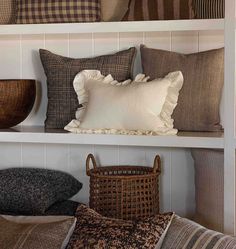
[
  {"left": 192, "top": 0, "right": 225, "bottom": 19},
  {"left": 123, "top": 0, "right": 194, "bottom": 21},
  {"left": 162, "top": 216, "right": 236, "bottom": 249},
  {"left": 16, "top": 0, "right": 101, "bottom": 24}
]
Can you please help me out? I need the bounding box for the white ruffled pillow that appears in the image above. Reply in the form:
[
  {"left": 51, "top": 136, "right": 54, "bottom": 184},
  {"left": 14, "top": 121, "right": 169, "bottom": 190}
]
[{"left": 65, "top": 70, "right": 183, "bottom": 135}]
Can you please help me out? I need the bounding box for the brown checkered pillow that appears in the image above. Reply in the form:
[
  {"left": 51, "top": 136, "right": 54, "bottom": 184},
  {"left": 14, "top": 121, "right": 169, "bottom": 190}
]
[
  {"left": 16, "top": 0, "right": 101, "bottom": 24},
  {"left": 39, "top": 48, "right": 136, "bottom": 129}
]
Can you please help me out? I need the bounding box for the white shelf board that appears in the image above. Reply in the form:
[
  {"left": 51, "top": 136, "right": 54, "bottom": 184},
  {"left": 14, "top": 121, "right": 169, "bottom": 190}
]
[
  {"left": 0, "top": 19, "right": 224, "bottom": 35},
  {"left": 0, "top": 126, "right": 224, "bottom": 148}
]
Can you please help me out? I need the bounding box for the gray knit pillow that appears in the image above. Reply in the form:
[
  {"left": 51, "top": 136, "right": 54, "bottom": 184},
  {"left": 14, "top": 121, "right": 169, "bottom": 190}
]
[{"left": 0, "top": 168, "right": 82, "bottom": 215}]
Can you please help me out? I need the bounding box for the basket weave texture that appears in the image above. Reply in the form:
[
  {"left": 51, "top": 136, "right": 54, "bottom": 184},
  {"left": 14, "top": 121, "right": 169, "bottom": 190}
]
[{"left": 86, "top": 154, "right": 161, "bottom": 220}]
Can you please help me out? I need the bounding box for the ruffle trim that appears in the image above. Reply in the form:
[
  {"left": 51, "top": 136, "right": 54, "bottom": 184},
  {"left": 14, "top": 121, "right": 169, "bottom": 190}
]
[
  {"left": 65, "top": 119, "right": 178, "bottom": 136},
  {"left": 159, "top": 71, "right": 184, "bottom": 129}
]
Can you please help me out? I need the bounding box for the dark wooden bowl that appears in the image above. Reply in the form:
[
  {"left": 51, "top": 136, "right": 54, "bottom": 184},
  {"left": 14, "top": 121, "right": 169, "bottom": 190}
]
[{"left": 0, "top": 80, "right": 36, "bottom": 128}]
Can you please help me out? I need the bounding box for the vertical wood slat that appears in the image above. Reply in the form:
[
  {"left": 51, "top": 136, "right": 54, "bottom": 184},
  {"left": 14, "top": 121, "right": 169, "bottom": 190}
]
[{"left": 224, "top": 0, "right": 236, "bottom": 235}]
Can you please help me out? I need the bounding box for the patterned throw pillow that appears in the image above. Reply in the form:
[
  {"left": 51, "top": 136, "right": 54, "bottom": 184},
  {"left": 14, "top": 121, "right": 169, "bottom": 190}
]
[
  {"left": 162, "top": 215, "right": 236, "bottom": 249},
  {"left": 39, "top": 47, "right": 136, "bottom": 129},
  {"left": 0, "top": 0, "right": 15, "bottom": 24},
  {"left": 67, "top": 205, "right": 174, "bottom": 249},
  {"left": 123, "top": 0, "right": 194, "bottom": 21},
  {"left": 192, "top": 0, "right": 225, "bottom": 19},
  {"left": 0, "top": 168, "right": 82, "bottom": 215},
  {"left": 141, "top": 45, "right": 224, "bottom": 132},
  {"left": 16, "top": 0, "right": 101, "bottom": 24}
]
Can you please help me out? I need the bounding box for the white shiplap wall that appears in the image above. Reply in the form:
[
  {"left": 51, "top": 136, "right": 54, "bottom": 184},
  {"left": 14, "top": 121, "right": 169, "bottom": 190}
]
[{"left": 0, "top": 30, "right": 224, "bottom": 217}]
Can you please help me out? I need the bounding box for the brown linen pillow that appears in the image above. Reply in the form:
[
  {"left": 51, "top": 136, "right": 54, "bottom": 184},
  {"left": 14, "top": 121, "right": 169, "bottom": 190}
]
[
  {"left": 39, "top": 47, "right": 136, "bottom": 129},
  {"left": 67, "top": 205, "right": 174, "bottom": 249},
  {"left": 101, "top": 0, "right": 129, "bottom": 21},
  {"left": 0, "top": 0, "right": 15, "bottom": 24},
  {"left": 192, "top": 0, "right": 225, "bottom": 19},
  {"left": 123, "top": 0, "right": 194, "bottom": 21},
  {"left": 0, "top": 215, "right": 76, "bottom": 249},
  {"left": 16, "top": 0, "right": 101, "bottom": 24},
  {"left": 140, "top": 45, "right": 224, "bottom": 132}
]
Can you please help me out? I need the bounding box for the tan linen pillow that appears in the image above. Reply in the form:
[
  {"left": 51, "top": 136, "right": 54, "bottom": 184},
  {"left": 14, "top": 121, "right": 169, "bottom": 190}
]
[
  {"left": 141, "top": 45, "right": 224, "bottom": 132},
  {"left": 67, "top": 204, "right": 174, "bottom": 249},
  {"left": 65, "top": 70, "right": 183, "bottom": 136},
  {"left": 123, "top": 0, "right": 194, "bottom": 21},
  {"left": 101, "top": 0, "right": 129, "bottom": 21},
  {"left": 0, "top": 0, "right": 15, "bottom": 24},
  {"left": 0, "top": 215, "right": 76, "bottom": 249}
]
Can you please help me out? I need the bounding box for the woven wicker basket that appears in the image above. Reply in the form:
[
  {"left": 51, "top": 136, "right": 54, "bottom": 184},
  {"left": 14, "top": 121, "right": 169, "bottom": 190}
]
[{"left": 86, "top": 154, "right": 161, "bottom": 220}]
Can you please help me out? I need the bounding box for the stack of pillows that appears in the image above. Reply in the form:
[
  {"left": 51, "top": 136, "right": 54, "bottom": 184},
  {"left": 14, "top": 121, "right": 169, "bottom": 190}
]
[
  {"left": 0, "top": 0, "right": 224, "bottom": 25},
  {"left": 39, "top": 45, "right": 224, "bottom": 136}
]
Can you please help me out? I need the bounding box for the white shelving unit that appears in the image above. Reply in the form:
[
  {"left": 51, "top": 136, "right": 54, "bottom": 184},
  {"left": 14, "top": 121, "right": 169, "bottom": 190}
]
[{"left": 0, "top": 3, "right": 235, "bottom": 234}]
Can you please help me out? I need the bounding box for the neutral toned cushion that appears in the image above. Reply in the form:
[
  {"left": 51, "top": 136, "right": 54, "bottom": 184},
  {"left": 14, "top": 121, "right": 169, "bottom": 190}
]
[
  {"left": 0, "top": 168, "right": 82, "bottom": 215},
  {"left": 162, "top": 215, "right": 236, "bottom": 249},
  {"left": 0, "top": 0, "right": 15, "bottom": 24},
  {"left": 39, "top": 47, "right": 136, "bottom": 129},
  {"left": 65, "top": 70, "right": 183, "bottom": 135},
  {"left": 191, "top": 149, "right": 224, "bottom": 232},
  {"left": 67, "top": 205, "right": 174, "bottom": 249},
  {"left": 141, "top": 45, "right": 224, "bottom": 132},
  {"left": 0, "top": 215, "right": 76, "bottom": 249},
  {"left": 192, "top": 0, "right": 225, "bottom": 19},
  {"left": 101, "top": 0, "right": 129, "bottom": 21},
  {"left": 16, "top": 0, "right": 101, "bottom": 24},
  {"left": 123, "top": 0, "right": 194, "bottom": 21}
]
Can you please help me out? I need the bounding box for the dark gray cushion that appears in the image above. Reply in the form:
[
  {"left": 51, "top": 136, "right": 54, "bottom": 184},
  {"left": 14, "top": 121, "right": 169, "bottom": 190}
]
[
  {"left": 39, "top": 47, "right": 136, "bottom": 129},
  {"left": 0, "top": 168, "right": 82, "bottom": 215}
]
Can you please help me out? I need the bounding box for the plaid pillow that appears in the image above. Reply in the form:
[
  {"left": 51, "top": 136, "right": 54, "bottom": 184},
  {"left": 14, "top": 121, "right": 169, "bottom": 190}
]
[
  {"left": 16, "top": 0, "right": 101, "bottom": 24},
  {"left": 39, "top": 47, "right": 136, "bottom": 129},
  {"left": 0, "top": 0, "right": 16, "bottom": 24}
]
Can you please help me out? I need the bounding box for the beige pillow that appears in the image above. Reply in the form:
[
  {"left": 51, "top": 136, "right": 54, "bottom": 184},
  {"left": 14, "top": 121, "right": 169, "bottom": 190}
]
[
  {"left": 65, "top": 70, "right": 183, "bottom": 136},
  {"left": 0, "top": 215, "right": 76, "bottom": 249},
  {"left": 101, "top": 0, "right": 129, "bottom": 21},
  {"left": 0, "top": 0, "right": 15, "bottom": 24}
]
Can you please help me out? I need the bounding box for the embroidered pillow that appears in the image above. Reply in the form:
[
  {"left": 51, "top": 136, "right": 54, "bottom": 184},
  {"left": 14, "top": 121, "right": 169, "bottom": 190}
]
[
  {"left": 16, "top": 0, "right": 101, "bottom": 24},
  {"left": 0, "top": 0, "right": 15, "bottom": 24},
  {"left": 101, "top": 0, "right": 129, "bottom": 21},
  {"left": 0, "top": 215, "right": 76, "bottom": 249},
  {"left": 40, "top": 48, "right": 136, "bottom": 129},
  {"left": 123, "top": 0, "right": 194, "bottom": 21},
  {"left": 141, "top": 45, "right": 224, "bottom": 132},
  {"left": 67, "top": 205, "right": 174, "bottom": 249},
  {"left": 65, "top": 70, "right": 183, "bottom": 135}
]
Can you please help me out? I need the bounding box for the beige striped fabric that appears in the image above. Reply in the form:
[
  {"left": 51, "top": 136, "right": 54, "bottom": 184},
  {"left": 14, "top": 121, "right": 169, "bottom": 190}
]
[
  {"left": 123, "top": 0, "right": 194, "bottom": 21},
  {"left": 0, "top": 0, "right": 16, "bottom": 24},
  {"left": 191, "top": 149, "right": 224, "bottom": 232},
  {"left": 192, "top": 0, "right": 225, "bottom": 19},
  {"left": 162, "top": 216, "right": 236, "bottom": 249}
]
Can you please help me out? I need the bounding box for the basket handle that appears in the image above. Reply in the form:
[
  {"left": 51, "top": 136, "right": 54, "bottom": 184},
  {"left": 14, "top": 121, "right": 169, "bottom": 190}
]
[
  {"left": 86, "top": 154, "right": 97, "bottom": 176},
  {"left": 153, "top": 155, "right": 161, "bottom": 174}
]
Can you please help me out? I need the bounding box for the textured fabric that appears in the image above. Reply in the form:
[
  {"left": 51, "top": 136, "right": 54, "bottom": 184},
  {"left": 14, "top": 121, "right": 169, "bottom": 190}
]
[
  {"left": 0, "top": 215, "right": 76, "bottom": 249},
  {"left": 162, "top": 215, "right": 236, "bottom": 249},
  {"left": 0, "top": 0, "right": 16, "bottom": 24},
  {"left": 141, "top": 45, "right": 224, "bottom": 132},
  {"left": 40, "top": 48, "right": 136, "bottom": 129},
  {"left": 191, "top": 149, "right": 224, "bottom": 232},
  {"left": 101, "top": 0, "right": 129, "bottom": 21},
  {"left": 16, "top": 0, "right": 101, "bottom": 24},
  {"left": 67, "top": 205, "right": 174, "bottom": 249},
  {"left": 45, "top": 201, "right": 81, "bottom": 216},
  {"left": 0, "top": 168, "right": 82, "bottom": 215},
  {"left": 65, "top": 70, "right": 183, "bottom": 135},
  {"left": 123, "top": 0, "right": 194, "bottom": 21},
  {"left": 192, "top": 0, "right": 224, "bottom": 19}
]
